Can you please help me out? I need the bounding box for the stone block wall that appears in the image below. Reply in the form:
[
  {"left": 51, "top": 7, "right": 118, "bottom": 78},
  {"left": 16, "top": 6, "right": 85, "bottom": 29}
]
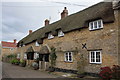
[{"left": 43, "top": 19, "right": 118, "bottom": 73}]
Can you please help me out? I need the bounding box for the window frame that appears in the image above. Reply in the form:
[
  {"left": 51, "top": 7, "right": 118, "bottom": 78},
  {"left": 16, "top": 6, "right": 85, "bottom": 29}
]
[
  {"left": 17, "top": 53, "right": 20, "bottom": 59},
  {"left": 34, "top": 53, "right": 39, "bottom": 60},
  {"left": 48, "top": 33, "right": 54, "bottom": 39},
  {"left": 24, "top": 53, "right": 27, "bottom": 59},
  {"left": 89, "top": 51, "right": 102, "bottom": 64},
  {"left": 58, "top": 30, "right": 64, "bottom": 37},
  {"left": 64, "top": 52, "right": 73, "bottom": 62},
  {"left": 35, "top": 41, "right": 39, "bottom": 46},
  {"left": 89, "top": 19, "right": 103, "bottom": 30}
]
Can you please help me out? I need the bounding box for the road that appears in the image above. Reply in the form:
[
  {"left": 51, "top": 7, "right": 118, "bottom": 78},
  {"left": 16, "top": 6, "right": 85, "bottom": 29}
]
[{"left": 2, "top": 62, "right": 59, "bottom": 78}]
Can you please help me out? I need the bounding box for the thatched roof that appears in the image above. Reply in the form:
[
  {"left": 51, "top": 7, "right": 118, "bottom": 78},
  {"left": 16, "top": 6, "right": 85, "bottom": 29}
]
[
  {"left": 26, "top": 46, "right": 34, "bottom": 53},
  {"left": 39, "top": 46, "right": 50, "bottom": 54},
  {"left": 18, "top": 2, "right": 115, "bottom": 46}
]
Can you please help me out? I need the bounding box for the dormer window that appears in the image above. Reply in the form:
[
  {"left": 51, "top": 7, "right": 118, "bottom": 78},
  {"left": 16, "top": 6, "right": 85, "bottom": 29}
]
[
  {"left": 48, "top": 33, "right": 54, "bottom": 39},
  {"left": 58, "top": 30, "right": 64, "bottom": 37},
  {"left": 35, "top": 41, "right": 39, "bottom": 46},
  {"left": 89, "top": 19, "right": 103, "bottom": 30}
]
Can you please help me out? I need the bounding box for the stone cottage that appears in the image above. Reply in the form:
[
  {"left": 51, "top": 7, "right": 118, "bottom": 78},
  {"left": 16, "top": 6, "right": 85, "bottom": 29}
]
[{"left": 17, "top": 1, "right": 120, "bottom": 74}]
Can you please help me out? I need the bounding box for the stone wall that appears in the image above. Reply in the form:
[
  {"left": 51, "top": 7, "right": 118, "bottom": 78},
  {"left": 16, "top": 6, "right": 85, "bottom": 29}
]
[
  {"left": 43, "top": 17, "right": 118, "bottom": 73},
  {"left": 0, "top": 47, "right": 17, "bottom": 61},
  {"left": 1, "top": 48, "right": 17, "bottom": 57}
]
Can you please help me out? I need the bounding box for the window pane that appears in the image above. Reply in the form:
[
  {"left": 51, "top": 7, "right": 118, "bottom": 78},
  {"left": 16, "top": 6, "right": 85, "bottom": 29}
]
[
  {"left": 98, "top": 20, "right": 102, "bottom": 28},
  {"left": 69, "top": 52, "right": 71, "bottom": 56},
  {"left": 96, "top": 52, "right": 100, "bottom": 62},
  {"left": 94, "top": 21, "right": 97, "bottom": 28},
  {"left": 91, "top": 52, "right": 95, "bottom": 62},
  {"left": 69, "top": 52, "right": 72, "bottom": 61},
  {"left": 90, "top": 22, "right": 93, "bottom": 29},
  {"left": 69, "top": 56, "right": 72, "bottom": 61},
  {"left": 66, "top": 56, "right": 68, "bottom": 61}
]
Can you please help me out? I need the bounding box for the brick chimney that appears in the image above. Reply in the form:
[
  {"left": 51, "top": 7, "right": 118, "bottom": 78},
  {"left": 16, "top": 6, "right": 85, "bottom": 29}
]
[
  {"left": 61, "top": 7, "right": 68, "bottom": 19},
  {"left": 45, "top": 19, "right": 50, "bottom": 26},
  {"left": 13, "top": 39, "right": 16, "bottom": 44},
  {"left": 29, "top": 30, "right": 32, "bottom": 34}
]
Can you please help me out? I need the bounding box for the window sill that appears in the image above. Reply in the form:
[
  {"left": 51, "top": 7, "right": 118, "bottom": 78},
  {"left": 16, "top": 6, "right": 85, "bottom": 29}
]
[
  {"left": 35, "top": 46, "right": 39, "bottom": 47},
  {"left": 89, "top": 28, "right": 103, "bottom": 31},
  {"left": 58, "top": 35, "right": 64, "bottom": 37},
  {"left": 48, "top": 37, "right": 54, "bottom": 40},
  {"left": 64, "top": 61, "right": 73, "bottom": 63},
  {"left": 90, "top": 62, "right": 102, "bottom": 64}
]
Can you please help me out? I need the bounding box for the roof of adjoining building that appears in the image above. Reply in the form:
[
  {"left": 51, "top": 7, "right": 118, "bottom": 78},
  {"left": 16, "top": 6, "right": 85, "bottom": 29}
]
[
  {"left": 2, "top": 41, "right": 17, "bottom": 48},
  {"left": 18, "top": 2, "right": 115, "bottom": 46}
]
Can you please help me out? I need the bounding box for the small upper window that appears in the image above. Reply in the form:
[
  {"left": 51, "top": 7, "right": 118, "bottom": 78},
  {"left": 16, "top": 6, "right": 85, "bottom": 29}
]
[
  {"left": 48, "top": 33, "right": 54, "bottom": 39},
  {"left": 89, "top": 51, "right": 102, "bottom": 64},
  {"left": 35, "top": 41, "right": 39, "bottom": 46},
  {"left": 89, "top": 20, "right": 103, "bottom": 30},
  {"left": 58, "top": 30, "right": 64, "bottom": 37}
]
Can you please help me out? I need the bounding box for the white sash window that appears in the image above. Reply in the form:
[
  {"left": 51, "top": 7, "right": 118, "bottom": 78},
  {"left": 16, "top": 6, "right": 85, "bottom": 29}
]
[
  {"left": 89, "top": 20, "right": 103, "bottom": 30},
  {"left": 89, "top": 51, "right": 102, "bottom": 64}
]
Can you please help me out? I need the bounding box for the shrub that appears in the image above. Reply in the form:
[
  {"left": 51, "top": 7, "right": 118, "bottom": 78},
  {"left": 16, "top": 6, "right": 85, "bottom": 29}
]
[
  {"left": 10, "top": 59, "right": 20, "bottom": 65},
  {"left": 99, "top": 67, "right": 112, "bottom": 80},
  {"left": 111, "top": 65, "right": 120, "bottom": 79},
  {"left": 10, "top": 59, "right": 15, "bottom": 64},
  {"left": 20, "top": 60, "right": 26, "bottom": 67},
  {"left": 7, "top": 54, "right": 16, "bottom": 59},
  {"left": 49, "top": 47, "right": 57, "bottom": 72}
]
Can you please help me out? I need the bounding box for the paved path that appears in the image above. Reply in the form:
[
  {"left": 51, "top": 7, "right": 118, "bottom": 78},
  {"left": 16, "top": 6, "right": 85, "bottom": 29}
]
[{"left": 2, "top": 62, "right": 59, "bottom": 78}]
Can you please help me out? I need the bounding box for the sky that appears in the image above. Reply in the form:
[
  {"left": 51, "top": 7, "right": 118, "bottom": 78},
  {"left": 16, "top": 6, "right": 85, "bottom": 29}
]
[{"left": 1, "top": 0, "right": 104, "bottom": 42}]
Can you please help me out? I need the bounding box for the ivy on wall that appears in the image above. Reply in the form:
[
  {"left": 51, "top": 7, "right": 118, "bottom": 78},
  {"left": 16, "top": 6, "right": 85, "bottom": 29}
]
[{"left": 50, "top": 47, "right": 57, "bottom": 68}]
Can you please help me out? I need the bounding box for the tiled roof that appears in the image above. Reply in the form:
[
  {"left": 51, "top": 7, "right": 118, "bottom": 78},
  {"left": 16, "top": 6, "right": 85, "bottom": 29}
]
[{"left": 2, "top": 41, "right": 17, "bottom": 48}]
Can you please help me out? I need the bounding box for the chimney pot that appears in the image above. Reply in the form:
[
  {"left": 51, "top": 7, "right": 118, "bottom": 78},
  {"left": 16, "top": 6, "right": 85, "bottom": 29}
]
[
  {"left": 64, "top": 7, "right": 67, "bottom": 10},
  {"left": 45, "top": 19, "right": 50, "bottom": 26},
  {"left": 61, "top": 7, "right": 68, "bottom": 19},
  {"left": 14, "top": 39, "right": 16, "bottom": 44},
  {"left": 29, "top": 30, "right": 32, "bottom": 34}
]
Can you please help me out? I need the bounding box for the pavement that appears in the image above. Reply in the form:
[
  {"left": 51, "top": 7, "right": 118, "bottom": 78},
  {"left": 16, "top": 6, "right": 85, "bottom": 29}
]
[{"left": 2, "top": 62, "right": 60, "bottom": 78}]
